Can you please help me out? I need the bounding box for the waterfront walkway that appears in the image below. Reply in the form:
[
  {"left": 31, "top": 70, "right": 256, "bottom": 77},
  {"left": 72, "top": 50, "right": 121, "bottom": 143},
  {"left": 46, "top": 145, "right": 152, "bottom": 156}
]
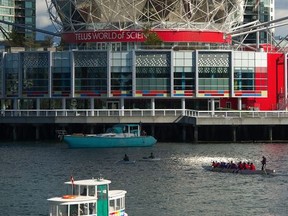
[
  {"left": 1, "top": 109, "right": 288, "bottom": 125},
  {"left": 2, "top": 109, "right": 288, "bottom": 142}
]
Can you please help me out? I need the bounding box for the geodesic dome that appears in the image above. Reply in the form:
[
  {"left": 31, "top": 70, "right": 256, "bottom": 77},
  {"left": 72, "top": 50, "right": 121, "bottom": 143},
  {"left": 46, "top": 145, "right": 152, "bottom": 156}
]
[{"left": 46, "top": 0, "right": 245, "bottom": 33}]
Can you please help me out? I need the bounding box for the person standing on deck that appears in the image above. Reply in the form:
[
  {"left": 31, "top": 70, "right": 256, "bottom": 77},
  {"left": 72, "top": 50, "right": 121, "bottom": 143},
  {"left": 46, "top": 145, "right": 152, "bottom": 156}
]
[{"left": 261, "top": 156, "right": 267, "bottom": 170}]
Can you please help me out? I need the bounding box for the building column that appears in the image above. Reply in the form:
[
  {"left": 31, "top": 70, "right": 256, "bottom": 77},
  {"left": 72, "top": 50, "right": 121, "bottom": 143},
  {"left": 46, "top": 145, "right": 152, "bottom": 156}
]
[
  {"left": 120, "top": 98, "right": 124, "bottom": 116},
  {"left": 181, "top": 98, "right": 185, "bottom": 115},
  {"left": 36, "top": 98, "right": 40, "bottom": 116},
  {"left": 13, "top": 99, "right": 18, "bottom": 110},
  {"left": 210, "top": 99, "right": 215, "bottom": 116},
  {"left": 151, "top": 98, "right": 155, "bottom": 116},
  {"left": 62, "top": 98, "right": 66, "bottom": 116},
  {"left": 62, "top": 98, "right": 66, "bottom": 109},
  {"left": 238, "top": 98, "right": 242, "bottom": 110},
  {"left": 90, "top": 98, "right": 94, "bottom": 116}
]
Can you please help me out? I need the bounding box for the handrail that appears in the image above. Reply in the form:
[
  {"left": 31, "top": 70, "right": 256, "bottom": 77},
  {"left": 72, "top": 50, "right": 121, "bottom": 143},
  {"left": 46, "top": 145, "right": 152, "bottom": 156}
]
[{"left": 1, "top": 109, "right": 288, "bottom": 118}]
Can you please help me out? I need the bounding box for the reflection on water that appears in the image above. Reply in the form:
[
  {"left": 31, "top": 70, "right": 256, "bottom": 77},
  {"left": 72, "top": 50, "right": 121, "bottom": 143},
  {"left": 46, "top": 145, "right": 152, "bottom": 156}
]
[{"left": 1, "top": 142, "right": 288, "bottom": 215}]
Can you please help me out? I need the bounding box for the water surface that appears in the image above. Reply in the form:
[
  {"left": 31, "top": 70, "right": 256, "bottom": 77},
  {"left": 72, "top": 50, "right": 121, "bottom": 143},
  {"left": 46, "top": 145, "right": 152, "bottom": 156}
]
[{"left": 0, "top": 142, "right": 287, "bottom": 216}]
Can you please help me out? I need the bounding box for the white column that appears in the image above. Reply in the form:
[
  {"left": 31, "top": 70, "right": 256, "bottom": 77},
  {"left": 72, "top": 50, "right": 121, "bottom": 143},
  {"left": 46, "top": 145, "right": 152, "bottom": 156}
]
[
  {"left": 90, "top": 98, "right": 94, "bottom": 116},
  {"left": 211, "top": 98, "right": 215, "bottom": 116},
  {"left": 181, "top": 98, "right": 185, "bottom": 115},
  {"left": 238, "top": 98, "right": 242, "bottom": 110},
  {"left": 151, "top": 98, "right": 155, "bottom": 116},
  {"left": 120, "top": 98, "right": 124, "bottom": 116}
]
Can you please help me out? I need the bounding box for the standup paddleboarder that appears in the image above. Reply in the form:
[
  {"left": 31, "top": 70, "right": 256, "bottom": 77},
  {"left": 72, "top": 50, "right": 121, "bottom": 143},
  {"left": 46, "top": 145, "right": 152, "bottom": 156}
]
[{"left": 261, "top": 156, "right": 267, "bottom": 170}]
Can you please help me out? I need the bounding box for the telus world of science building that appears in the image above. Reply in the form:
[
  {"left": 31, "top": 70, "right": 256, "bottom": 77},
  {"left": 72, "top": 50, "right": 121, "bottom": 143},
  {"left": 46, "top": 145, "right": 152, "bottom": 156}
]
[{"left": 0, "top": 0, "right": 286, "bottom": 113}]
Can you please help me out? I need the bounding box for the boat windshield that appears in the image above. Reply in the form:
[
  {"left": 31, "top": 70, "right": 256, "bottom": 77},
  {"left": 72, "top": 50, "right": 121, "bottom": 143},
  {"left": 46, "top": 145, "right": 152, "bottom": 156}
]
[{"left": 106, "top": 126, "right": 123, "bottom": 134}]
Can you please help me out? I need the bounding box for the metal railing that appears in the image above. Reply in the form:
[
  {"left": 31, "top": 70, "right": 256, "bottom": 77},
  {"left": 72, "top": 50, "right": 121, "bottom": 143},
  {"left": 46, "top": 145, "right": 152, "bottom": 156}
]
[
  {"left": 1, "top": 109, "right": 288, "bottom": 118},
  {"left": 0, "top": 109, "right": 185, "bottom": 117}
]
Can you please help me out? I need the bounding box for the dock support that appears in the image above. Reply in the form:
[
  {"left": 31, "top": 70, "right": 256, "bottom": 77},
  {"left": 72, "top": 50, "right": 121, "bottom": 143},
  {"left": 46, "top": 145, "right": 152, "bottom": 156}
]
[
  {"left": 232, "top": 126, "right": 237, "bottom": 142},
  {"left": 269, "top": 126, "right": 273, "bottom": 141},
  {"left": 193, "top": 126, "right": 198, "bottom": 143},
  {"left": 13, "top": 126, "right": 17, "bottom": 141},
  {"left": 90, "top": 125, "right": 94, "bottom": 134},
  {"left": 151, "top": 124, "right": 155, "bottom": 137},
  {"left": 35, "top": 126, "right": 40, "bottom": 140},
  {"left": 182, "top": 125, "right": 186, "bottom": 142}
]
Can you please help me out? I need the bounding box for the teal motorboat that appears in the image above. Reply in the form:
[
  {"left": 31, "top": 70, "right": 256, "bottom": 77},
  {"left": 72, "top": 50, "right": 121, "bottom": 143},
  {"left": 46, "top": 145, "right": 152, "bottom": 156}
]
[{"left": 63, "top": 124, "right": 157, "bottom": 148}]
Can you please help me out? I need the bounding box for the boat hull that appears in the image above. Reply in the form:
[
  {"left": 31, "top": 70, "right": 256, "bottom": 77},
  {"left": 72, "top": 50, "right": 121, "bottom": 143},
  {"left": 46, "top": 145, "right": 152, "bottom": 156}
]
[
  {"left": 64, "top": 135, "right": 157, "bottom": 148},
  {"left": 204, "top": 166, "right": 275, "bottom": 175},
  {"left": 140, "top": 157, "right": 161, "bottom": 161}
]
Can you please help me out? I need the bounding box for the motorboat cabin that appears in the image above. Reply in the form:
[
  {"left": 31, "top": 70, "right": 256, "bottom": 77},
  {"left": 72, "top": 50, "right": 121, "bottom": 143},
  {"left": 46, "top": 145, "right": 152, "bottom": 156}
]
[{"left": 48, "top": 177, "right": 127, "bottom": 216}]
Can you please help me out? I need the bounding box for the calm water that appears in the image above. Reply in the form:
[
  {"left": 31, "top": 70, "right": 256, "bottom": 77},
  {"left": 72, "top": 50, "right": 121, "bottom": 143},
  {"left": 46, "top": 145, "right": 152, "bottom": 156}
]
[{"left": 1, "top": 141, "right": 288, "bottom": 216}]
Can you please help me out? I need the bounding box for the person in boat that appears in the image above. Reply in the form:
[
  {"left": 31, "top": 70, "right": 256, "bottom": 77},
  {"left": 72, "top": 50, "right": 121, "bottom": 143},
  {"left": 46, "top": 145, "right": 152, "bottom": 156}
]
[
  {"left": 238, "top": 161, "right": 244, "bottom": 170},
  {"left": 220, "top": 162, "right": 228, "bottom": 168},
  {"left": 227, "top": 161, "right": 237, "bottom": 169},
  {"left": 141, "top": 130, "right": 147, "bottom": 136},
  {"left": 212, "top": 161, "right": 220, "bottom": 168},
  {"left": 243, "top": 162, "right": 250, "bottom": 170},
  {"left": 212, "top": 161, "right": 216, "bottom": 167},
  {"left": 250, "top": 163, "right": 256, "bottom": 171},
  {"left": 148, "top": 152, "right": 155, "bottom": 159},
  {"left": 261, "top": 156, "right": 267, "bottom": 170},
  {"left": 81, "top": 187, "right": 87, "bottom": 196},
  {"left": 123, "top": 154, "right": 129, "bottom": 161}
]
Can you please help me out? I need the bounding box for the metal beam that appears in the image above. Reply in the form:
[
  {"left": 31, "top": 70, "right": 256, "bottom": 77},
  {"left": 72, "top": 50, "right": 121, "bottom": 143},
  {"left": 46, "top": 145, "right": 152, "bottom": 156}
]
[
  {"left": 0, "top": 20, "right": 60, "bottom": 37},
  {"left": 229, "top": 16, "right": 288, "bottom": 36}
]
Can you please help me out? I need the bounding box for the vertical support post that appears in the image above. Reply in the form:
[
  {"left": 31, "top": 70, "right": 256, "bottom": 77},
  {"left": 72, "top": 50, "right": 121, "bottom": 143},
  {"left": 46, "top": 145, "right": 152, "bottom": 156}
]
[
  {"left": 193, "top": 126, "right": 198, "bottom": 143},
  {"left": 181, "top": 98, "right": 185, "bottom": 116},
  {"left": 151, "top": 98, "right": 155, "bottom": 116},
  {"left": 120, "top": 98, "right": 124, "bottom": 116},
  {"left": 90, "top": 98, "right": 94, "bottom": 116},
  {"left": 90, "top": 125, "right": 94, "bottom": 134},
  {"left": 238, "top": 98, "right": 242, "bottom": 110},
  {"left": 13, "top": 125, "right": 17, "bottom": 141},
  {"left": 35, "top": 125, "right": 40, "bottom": 140},
  {"left": 211, "top": 98, "right": 215, "bottom": 116},
  {"left": 269, "top": 126, "right": 273, "bottom": 142},
  {"left": 151, "top": 124, "right": 155, "bottom": 137},
  {"left": 232, "top": 126, "right": 237, "bottom": 142},
  {"left": 62, "top": 98, "right": 66, "bottom": 116},
  {"left": 36, "top": 98, "right": 40, "bottom": 116},
  {"left": 182, "top": 125, "right": 186, "bottom": 142},
  {"left": 256, "top": 31, "right": 260, "bottom": 51}
]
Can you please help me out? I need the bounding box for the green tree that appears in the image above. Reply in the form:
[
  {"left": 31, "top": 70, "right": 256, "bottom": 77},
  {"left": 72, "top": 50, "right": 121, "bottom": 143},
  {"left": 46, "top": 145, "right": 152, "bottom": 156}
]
[
  {"left": 7, "top": 28, "right": 25, "bottom": 47},
  {"left": 143, "top": 27, "right": 162, "bottom": 47},
  {"left": 42, "top": 35, "right": 54, "bottom": 48}
]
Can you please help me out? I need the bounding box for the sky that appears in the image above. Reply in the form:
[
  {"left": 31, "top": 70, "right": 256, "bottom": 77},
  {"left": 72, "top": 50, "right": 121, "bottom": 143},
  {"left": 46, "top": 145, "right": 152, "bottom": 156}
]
[{"left": 36, "top": 0, "right": 288, "bottom": 40}]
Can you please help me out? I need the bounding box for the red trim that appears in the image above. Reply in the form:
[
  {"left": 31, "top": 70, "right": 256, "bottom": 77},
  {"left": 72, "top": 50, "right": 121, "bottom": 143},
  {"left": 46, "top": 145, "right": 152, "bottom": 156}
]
[{"left": 62, "top": 30, "right": 231, "bottom": 44}]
